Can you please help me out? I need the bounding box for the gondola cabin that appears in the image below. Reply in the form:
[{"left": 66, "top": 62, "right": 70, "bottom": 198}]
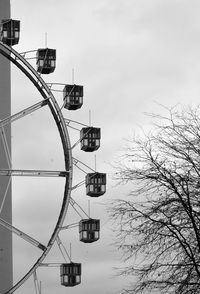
[
  {"left": 79, "top": 218, "right": 100, "bottom": 243},
  {"left": 86, "top": 172, "right": 106, "bottom": 197},
  {"left": 63, "top": 84, "right": 83, "bottom": 110},
  {"left": 80, "top": 127, "right": 101, "bottom": 152},
  {"left": 0, "top": 19, "right": 20, "bottom": 46},
  {"left": 36, "top": 48, "right": 56, "bottom": 74},
  {"left": 60, "top": 263, "right": 81, "bottom": 287}
]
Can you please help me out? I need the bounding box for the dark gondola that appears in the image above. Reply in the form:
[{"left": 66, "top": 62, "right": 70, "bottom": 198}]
[
  {"left": 60, "top": 262, "right": 81, "bottom": 287},
  {"left": 0, "top": 19, "right": 20, "bottom": 46},
  {"left": 63, "top": 84, "right": 83, "bottom": 110},
  {"left": 80, "top": 127, "right": 101, "bottom": 152},
  {"left": 36, "top": 48, "right": 56, "bottom": 74},
  {"left": 86, "top": 172, "right": 106, "bottom": 197},
  {"left": 79, "top": 218, "right": 100, "bottom": 243}
]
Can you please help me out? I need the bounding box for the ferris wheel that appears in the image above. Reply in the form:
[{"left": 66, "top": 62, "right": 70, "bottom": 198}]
[{"left": 0, "top": 19, "right": 106, "bottom": 293}]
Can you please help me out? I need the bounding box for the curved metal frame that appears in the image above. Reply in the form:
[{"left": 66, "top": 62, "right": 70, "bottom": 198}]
[{"left": 0, "top": 41, "right": 73, "bottom": 294}]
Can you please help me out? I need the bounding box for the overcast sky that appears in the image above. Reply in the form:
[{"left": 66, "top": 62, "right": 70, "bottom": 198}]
[{"left": 5, "top": 0, "right": 200, "bottom": 293}]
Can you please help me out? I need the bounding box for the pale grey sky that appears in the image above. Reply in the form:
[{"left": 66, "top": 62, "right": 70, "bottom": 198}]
[{"left": 6, "top": 0, "right": 200, "bottom": 293}]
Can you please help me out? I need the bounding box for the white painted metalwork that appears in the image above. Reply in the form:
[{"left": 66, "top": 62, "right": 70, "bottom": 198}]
[
  {"left": 0, "top": 218, "right": 46, "bottom": 250},
  {"left": 0, "top": 169, "right": 69, "bottom": 177},
  {"left": 0, "top": 40, "right": 73, "bottom": 294},
  {"left": 0, "top": 99, "right": 48, "bottom": 128}
]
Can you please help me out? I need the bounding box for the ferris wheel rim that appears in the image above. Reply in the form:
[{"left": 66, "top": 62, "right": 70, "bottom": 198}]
[{"left": 0, "top": 41, "right": 73, "bottom": 294}]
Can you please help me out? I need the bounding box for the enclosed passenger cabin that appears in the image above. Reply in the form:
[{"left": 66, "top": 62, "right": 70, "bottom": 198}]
[
  {"left": 86, "top": 172, "right": 106, "bottom": 197},
  {"left": 80, "top": 127, "right": 100, "bottom": 152},
  {"left": 63, "top": 84, "right": 83, "bottom": 110},
  {"left": 60, "top": 263, "right": 81, "bottom": 287},
  {"left": 36, "top": 48, "right": 56, "bottom": 74},
  {"left": 0, "top": 19, "right": 20, "bottom": 46},
  {"left": 79, "top": 218, "right": 100, "bottom": 243}
]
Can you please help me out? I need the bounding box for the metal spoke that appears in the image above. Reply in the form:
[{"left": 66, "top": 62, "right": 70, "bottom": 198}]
[
  {"left": 0, "top": 169, "right": 69, "bottom": 177},
  {"left": 0, "top": 218, "right": 46, "bottom": 251},
  {"left": 0, "top": 127, "right": 12, "bottom": 168},
  {"left": 39, "top": 263, "right": 61, "bottom": 267},
  {"left": 0, "top": 100, "right": 49, "bottom": 129},
  {"left": 33, "top": 272, "right": 42, "bottom": 294},
  {"left": 0, "top": 176, "right": 11, "bottom": 215}
]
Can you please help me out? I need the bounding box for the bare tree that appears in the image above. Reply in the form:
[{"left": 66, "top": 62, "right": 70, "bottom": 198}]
[{"left": 110, "top": 106, "right": 200, "bottom": 294}]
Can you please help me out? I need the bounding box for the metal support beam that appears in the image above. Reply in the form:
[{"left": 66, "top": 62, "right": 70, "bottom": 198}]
[
  {"left": 0, "top": 218, "right": 46, "bottom": 251},
  {"left": 0, "top": 99, "right": 49, "bottom": 128},
  {"left": 0, "top": 169, "right": 69, "bottom": 177}
]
